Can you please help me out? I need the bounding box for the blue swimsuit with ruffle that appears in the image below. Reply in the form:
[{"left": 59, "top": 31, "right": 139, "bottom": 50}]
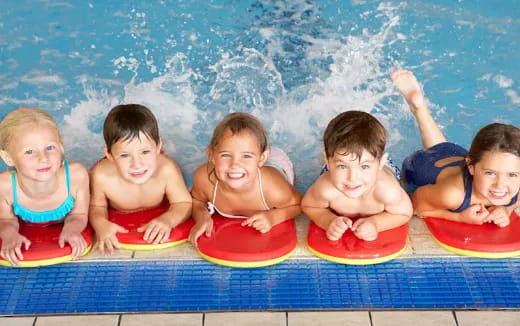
[{"left": 11, "top": 160, "right": 74, "bottom": 224}]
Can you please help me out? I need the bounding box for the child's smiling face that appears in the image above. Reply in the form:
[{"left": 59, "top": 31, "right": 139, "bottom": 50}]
[
  {"left": 4, "top": 124, "right": 63, "bottom": 183},
  {"left": 210, "top": 129, "right": 268, "bottom": 190},
  {"left": 107, "top": 132, "right": 162, "bottom": 185},
  {"left": 325, "top": 149, "right": 385, "bottom": 199},
  {"left": 468, "top": 150, "right": 520, "bottom": 206}
]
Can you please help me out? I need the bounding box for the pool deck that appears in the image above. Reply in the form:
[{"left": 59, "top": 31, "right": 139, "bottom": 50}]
[{"left": 1, "top": 214, "right": 519, "bottom": 325}]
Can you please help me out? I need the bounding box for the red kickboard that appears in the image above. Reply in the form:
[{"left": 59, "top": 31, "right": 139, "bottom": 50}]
[
  {"left": 0, "top": 223, "right": 93, "bottom": 266},
  {"left": 307, "top": 221, "right": 408, "bottom": 263},
  {"left": 108, "top": 206, "right": 194, "bottom": 246},
  {"left": 424, "top": 211, "right": 520, "bottom": 254},
  {"left": 196, "top": 214, "right": 297, "bottom": 265}
]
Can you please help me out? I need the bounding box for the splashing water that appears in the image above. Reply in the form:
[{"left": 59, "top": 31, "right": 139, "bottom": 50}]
[{"left": 0, "top": 0, "right": 518, "bottom": 191}]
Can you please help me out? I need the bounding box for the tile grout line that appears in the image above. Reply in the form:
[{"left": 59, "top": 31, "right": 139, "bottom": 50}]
[{"left": 452, "top": 310, "right": 459, "bottom": 326}]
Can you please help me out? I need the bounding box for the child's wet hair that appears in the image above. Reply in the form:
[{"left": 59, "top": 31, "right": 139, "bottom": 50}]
[
  {"left": 323, "top": 110, "right": 386, "bottom": 160},
  {"left": 0, "top": 107, "right": 63, "bottom": 151},
  {"left": 103, "top": 104, "right": 160, "bottom": 152},
  {"left": 467, "top": 123, "right": 520, "bottom": 165},
  {"left": 208, "top": 112, "right": 268, "bottom": 155}
]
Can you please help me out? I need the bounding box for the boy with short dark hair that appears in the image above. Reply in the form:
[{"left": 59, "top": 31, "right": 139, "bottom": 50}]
[
  {"left": 302, "top": 110, "right": 412, "bottom": 241},
  {"left": 89, "top": 104, "right": 192, "bottom": 254}
]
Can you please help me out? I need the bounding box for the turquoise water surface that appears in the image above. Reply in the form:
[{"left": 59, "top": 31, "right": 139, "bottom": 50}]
[{"left": 1, "top": 0, "right": 518, "bottom": 191}]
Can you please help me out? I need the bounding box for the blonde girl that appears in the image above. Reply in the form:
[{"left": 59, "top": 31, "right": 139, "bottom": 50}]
[{"left": 0, "top": 107, "right": 90, "bottom": 265}]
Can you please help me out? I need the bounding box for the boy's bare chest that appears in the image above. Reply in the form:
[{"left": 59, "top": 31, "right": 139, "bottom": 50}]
[
  {"left": 329, "top": 195, "right": 385, "bottom": 218},
  {"left": 107, "top": 181, "right": 166, "bottom": 211}
]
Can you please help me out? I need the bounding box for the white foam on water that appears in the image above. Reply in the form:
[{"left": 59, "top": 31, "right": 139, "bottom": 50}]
[
  {"left": 202, "top": 1, "right": 409, "bottom": 188},
  {"left": 61, "top": 54, "right": 202, "bottom": 179}
]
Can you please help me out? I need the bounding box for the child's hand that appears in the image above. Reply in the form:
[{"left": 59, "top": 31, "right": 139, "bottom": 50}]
[
  {"left": 188, "top": 217, "right": 213, "bottom": 247},
  {"left": 460, "top": 204, "right": 489, "bottom": 224},
  {"left": 242, "top": 212, "right": 272, "bottom": 233},
  {"left": 0, "top": 232, "right": 31, "bottom": 266},
  {"left": 59, "top": 229, "right": 87, "bottom": 259},
  {"left": 352, "top": 218, "right": 378, "bottom": 241},
  {"left": 95, "top": 220, "right": 128, "bottom": 255},
  {"left": 484, "top": 206, "right": 510, "bottom": 227},
  {"left": 326, "top": 216, "right": 352, "bottom": 241},
  {"left": 137, "top": 216, "right": 172, "bottom": 244}
]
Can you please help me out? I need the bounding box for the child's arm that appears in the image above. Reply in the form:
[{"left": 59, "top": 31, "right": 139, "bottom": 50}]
[
  {"left": 0, "top": 177, "right": 31, "bottom": 265},
  {"left": 137, "top": 158, "right": 192, "bottom": 244},
  {"left": 353, "top": 180, "right": 413, "bottom": 241},
  {"left": 301, "top": 181, "right": 352, "bottom": 241},
  {"left": 242, "top": 167, "right": 302, "bottom": 233},
  {"left": 188, "top": 165, "right": 214, "bottom": 245},
  {"left": 412, "top": 183, "right": 489, "bottom": 224},
  {"left": 88, "top": 164, "right": 128, "bottom": 255},
  {"left": 59, "top": 162, "right": 89, "bottom": 258}
]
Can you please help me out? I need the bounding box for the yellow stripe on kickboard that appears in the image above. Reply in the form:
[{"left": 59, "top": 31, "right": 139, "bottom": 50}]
[
  {"left": 198, "top": 248, "right": 296, "bottom": 268},
  {"left": 431, "top": 238, "right": 520, "bottom": 259},
  {"left": 119, "top": 238, "right": 187, "bottom": 250},
  {"left": 307, "top": 245, "right": 406, "bottom": 265},
  {"left": 0, "top": 245, "right": 92, "bottom": 268}
]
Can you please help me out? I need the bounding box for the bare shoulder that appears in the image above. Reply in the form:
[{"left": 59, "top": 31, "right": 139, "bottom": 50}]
[
  {"left": 413, "top": 175, "right": 465, "bottom": 210},
  {"left": 313, "top": 172, "right": 343, "bottom": 200},
  {"left": 88, "top": 158, "right": 120, "bottom": 190},
  {"left": 193, "top": 163, "right": 212, "bottom": 185},
  {"left": 67, "top": 161, "right": 88, "bottom": 179},
  {"left": 373, "top": 168, "right": 406, "bottom": 203},
  {"left": 431, "top": 176, "right": 466, "bottom": 208},
  {"left": 261, "top": 166, "right": 289, "bottom": 185},
  {"left": 191, "top": 163, "right": 214, "bottom": 200},
  {"left": 67, "top": 161, "right": 90, "bottom": 193},
  {"left": 156, "top": 154, "right": 182, "bottom": 176},
  {"left": 0, "top": 171, "right": 13, "bottom": 199},
  {"left": 261, "top": 166, "right": 301, "bottom": 206}
]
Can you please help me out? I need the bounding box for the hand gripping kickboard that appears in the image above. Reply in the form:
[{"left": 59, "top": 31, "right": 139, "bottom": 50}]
[
  {"left": 196, "top": 214, "right": 297, "bottom": 267},
  {"left": 424, "top": 211, "right": 520, "bottom": 258},
  {"left": 0, "top": 223, "right": 93, "bottom": 267},
  {"left": 108, "top": 205, "right": 194, "bottom": 250},
  {"left": 307, "top": 221, "right": 408, "bottom": 265}
]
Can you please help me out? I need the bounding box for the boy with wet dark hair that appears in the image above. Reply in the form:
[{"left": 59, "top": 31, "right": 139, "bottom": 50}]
[
  {"left": 89, "top": 104, "right": 192, "bottom": 254},
  {"left": 302, "top": 110, "right": 412, "bottom": 241}
]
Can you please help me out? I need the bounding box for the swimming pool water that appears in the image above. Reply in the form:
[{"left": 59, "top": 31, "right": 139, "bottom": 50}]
[{"left": 0, "top": 0, "right": 518, "bottom": 191}]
